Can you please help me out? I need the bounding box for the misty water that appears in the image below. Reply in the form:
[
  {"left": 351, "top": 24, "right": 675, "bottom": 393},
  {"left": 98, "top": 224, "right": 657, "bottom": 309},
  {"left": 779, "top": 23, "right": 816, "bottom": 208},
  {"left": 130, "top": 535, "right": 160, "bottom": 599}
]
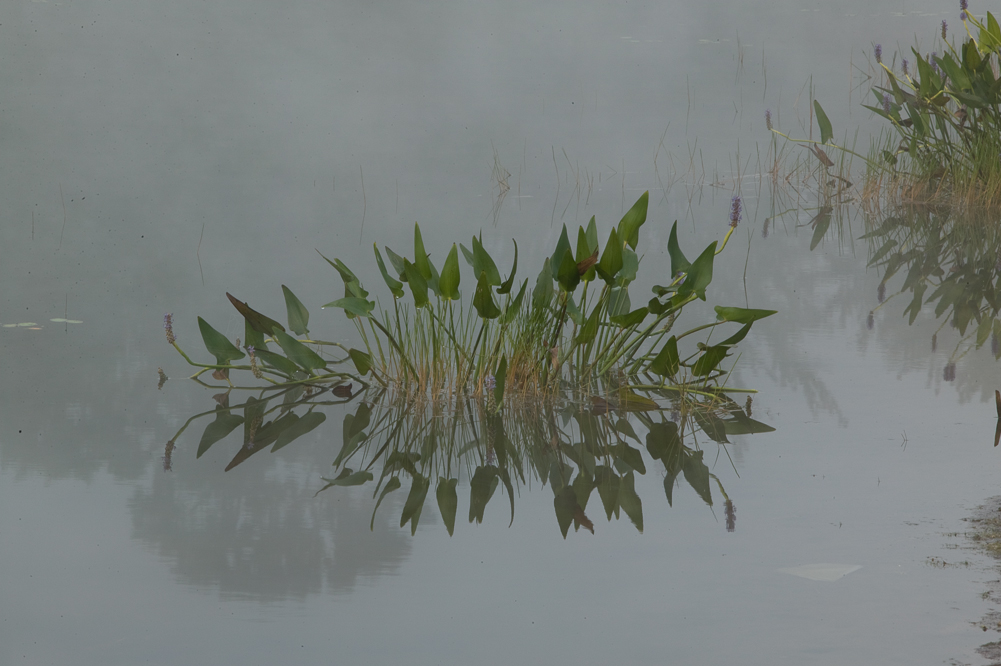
[{"left": 2, "top": 1, "right": 1001, "bottom": 664}]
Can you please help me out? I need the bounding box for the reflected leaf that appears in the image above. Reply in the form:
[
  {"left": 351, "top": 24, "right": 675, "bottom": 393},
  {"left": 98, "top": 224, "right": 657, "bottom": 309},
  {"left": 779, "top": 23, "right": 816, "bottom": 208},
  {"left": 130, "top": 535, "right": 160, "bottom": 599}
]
[
  {"left": 371, "top": 476, "right": 402, "bottom": 531},
  {"left": 594, "top": 465, "right": 620, "bottom": 520},
  {"left": 469, "top": 466, "right": 500, "bottom": 524},
  {"left": 682, "top": 450, "right": 713, "bottom": 506},
  {"left": 436, "top": 477, "right": 459, "bottom": 536},
  {"left": 272, "top": 411, "right": 326, "bottom": 452},
  {"left": 196, "top": 409, "right": 244, "bottom": 458},
  {"left": 318, "top": 468, "right": 374, "bottom": 492},
  {"left": 400, "top": 474, "right": 430, "bottom": 535},
  {"left": 618, "top": 471, "right": 643, "bottom": 532}
]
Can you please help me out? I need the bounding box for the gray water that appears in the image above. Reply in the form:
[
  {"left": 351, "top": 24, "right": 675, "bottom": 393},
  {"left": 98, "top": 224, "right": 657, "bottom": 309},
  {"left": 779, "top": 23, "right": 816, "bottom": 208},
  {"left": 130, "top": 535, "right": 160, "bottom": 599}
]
[{"left": 2, "top": 1, "right": 999, "bottom": 664}]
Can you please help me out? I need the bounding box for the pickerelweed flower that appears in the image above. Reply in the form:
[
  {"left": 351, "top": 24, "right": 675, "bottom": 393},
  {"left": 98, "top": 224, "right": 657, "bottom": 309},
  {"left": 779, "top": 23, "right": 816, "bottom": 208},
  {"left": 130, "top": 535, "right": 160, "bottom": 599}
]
[
  {"left": 877, "top": 282, "right": 886, "bottom": 303},
  {"left": 882, "top": 93, "right": 891, "bottom": 114},
  {"left": 943, "top": 363, "right": 956, "bottom": 382},
  {"left": 942, "top": 20, "right": 948, "bottom": 39},
  {"left": 930, "top": 53, "right": 939, "bottom": 75},
  {"left": 483, "top": 374, "right": 496, "bottom": 391},
  {"left": 960, "top": 0, "right": 968, "bottom": 20},
  {"left": 765, "top": 109, "right": 773, "bottom": 131},
  {"left": 901, "top": 58, "right": 909, "bottom": 76},
  {"left": 874, "top": 44, "right": 882, "bottom": 63},
  {"left": 866, "top": 311, "right": 875, "bottom": 330},
  {"left": 163, "top": 313, "right": 176, "bottom": 344},
  {"left": 729, "top": 194, "right": 742, "bottom": 228},
  {"left": 246, "top": 346, "right": 263, "bottom": 379}
]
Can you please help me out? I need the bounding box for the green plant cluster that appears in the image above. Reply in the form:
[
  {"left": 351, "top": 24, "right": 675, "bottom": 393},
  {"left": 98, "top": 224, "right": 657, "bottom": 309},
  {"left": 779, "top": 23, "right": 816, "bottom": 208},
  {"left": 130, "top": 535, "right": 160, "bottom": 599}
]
[
  {"left": 169, "top": 193, "right": 775, "bottom": 405},
  {"left": 867, "top": 8, "right": 1001, "bottom": 203}
]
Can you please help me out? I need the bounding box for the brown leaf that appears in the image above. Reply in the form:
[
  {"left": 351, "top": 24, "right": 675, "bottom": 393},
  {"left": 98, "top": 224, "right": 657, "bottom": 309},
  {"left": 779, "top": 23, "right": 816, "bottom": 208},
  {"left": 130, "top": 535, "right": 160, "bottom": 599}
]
[
  {"left": 212, "top": 391, "right": 231, "bottom": 407},
  {"left": 577, "top": 249, "right": 599, "bottom": 276},
  {"left": 811, "top": 145, "right": 835, "bottom": 167},
  {"left": 574, "top": 506, "right": 595, "bottom": 534},
  {"left": 332, "top": 383, "right": 353, "bottom": 398},
  {"left": 212, "top": 368, "right": 229, "bottom": 381}
]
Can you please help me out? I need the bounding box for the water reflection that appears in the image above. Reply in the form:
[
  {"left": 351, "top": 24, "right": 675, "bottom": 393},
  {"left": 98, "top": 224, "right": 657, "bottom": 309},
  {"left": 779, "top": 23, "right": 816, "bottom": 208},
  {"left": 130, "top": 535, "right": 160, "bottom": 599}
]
[
  {"left": 861, "top": 207, "right": 1001, "bottom": 377},
  {"left": 168, "top": 384, "right": 774, "bottom": 539}
]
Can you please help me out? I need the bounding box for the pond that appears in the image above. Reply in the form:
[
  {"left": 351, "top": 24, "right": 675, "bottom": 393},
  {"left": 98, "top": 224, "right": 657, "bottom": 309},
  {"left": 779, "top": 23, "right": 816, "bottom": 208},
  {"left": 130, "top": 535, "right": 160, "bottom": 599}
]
[{"left": 2, "top": 0, "right": 1000, "bottom": 664}]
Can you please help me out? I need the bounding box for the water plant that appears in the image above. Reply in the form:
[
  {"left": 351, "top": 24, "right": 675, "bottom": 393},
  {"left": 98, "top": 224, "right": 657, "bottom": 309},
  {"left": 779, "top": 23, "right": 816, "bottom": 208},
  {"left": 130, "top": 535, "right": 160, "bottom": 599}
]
[
  {"left": 772, "top": 3, "right": 1001, "bottom": 210},
  {"left": 166, "top": 192, "right": 775, "bottom": 405}
]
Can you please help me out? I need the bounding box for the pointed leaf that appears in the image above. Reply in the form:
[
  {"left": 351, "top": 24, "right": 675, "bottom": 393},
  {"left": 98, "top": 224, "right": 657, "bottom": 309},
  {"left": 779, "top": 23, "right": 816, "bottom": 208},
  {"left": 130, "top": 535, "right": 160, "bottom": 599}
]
[
  {"left": 667, "top": 221, "right": 691, "bottom": 277},
  {"left": 226, "top": 293, "right": 286, "bottom": 336},
  {"left": 617, "top": 191, "right": 648, "bottom": 250},
  {"left": 373, "top": 245, "right": 405, "bottom": 298},
  {"left": 197, "top": 317, "right": 245, "bottom": 365},
  {"left": 273, "top": 329, "right": 327, "bottom": 372},
  {"left": 814, "top": 100, "right": 833, "bottom": 144},
  {"left": 322, "top": 296, "right": 374, "bottom": 318},
  {"left": 714, "top": 306, "right": 778, "bottom": 323},
  {"left": 348, "top": 348, "right": 371, "bottom": 376},
  {"left": 400, "top": 474, "right": 430, "bottom": 535},
  {"left": 318, "top": 468, "right": 374, "bottom": 491},
  {"left": 550, "top": 225, "right": 571, "bottom": 280},
  {"left": 281, "top": 285, "right": 310, "bottom": 336},
  {"left": 679, "top": 241, "right": 717, "bottom": 301},
  {"left": 438, "top": 243, "right": 461, "bottom": 300},
  {"left": 595, "top": 228, "right": 623, "bottom": 284},
  {"left": 273, "top": 411, "right": 326, "bottom": 452},
  {"left": 649, "top": 335, "right": 679, "bottom": 377},
  {"left": 498, "top": 240, "right": 519, "bottom": 294},
  {"left": 370, "top": 477, "right": 402, "bottom": 530},
  {"left": 403, "top": 259, "right": 429, "bottom": 308},
  {"left": 196, "top": 410, "right": 244, "bottom": 458}
]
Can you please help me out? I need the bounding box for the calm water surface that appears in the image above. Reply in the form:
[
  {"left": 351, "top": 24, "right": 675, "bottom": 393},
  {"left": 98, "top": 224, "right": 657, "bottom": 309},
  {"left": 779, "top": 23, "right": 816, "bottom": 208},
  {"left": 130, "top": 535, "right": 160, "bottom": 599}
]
[{"left": 2, "top": 1, "right": 999, "bottom": 664}]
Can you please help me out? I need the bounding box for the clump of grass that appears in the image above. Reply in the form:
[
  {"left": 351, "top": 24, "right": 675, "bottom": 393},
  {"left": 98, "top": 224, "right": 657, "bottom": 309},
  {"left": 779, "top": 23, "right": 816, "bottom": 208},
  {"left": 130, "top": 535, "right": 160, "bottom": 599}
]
[
  {"left": 167, "top": 192, "right": 775, "bottom": 407},
  {"left": 860, "top": 5, "right": 1001, "bottom": 209}
]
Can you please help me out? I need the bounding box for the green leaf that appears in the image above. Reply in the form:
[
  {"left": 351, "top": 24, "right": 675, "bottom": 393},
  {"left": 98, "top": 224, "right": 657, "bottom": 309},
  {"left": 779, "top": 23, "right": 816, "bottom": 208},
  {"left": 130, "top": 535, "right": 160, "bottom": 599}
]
[
  {"left": 438, "top": 243, "right": 461, "bottom": 300},
  {"left": 348, "top": 348, "right": 371, "bottom": 375},
  {"left": 471, "top": 234, "right": 502, "bottom": 286},
  {"left": 403, "top": 259, "right": 430, "bottom": 308},
  {"left": 273, "top": 329, "right": 327, "bottom": 373},
  {"left": 714, "top": 306, "right": 778, "bottom": 323},
  {"left": 197, "top": 317, "right": 245, "bottom": 366},
  {"left": 413, "top": 223, "right": 434, "bottom": 281},
  {"left": 253, "top": 348, "right": 301, "bottom": 376},
  {"left": 556, "top": 248, "right": 581, "bottom": 293},
  {"left": 317, "top": 251, "right": 369, "bottom": 299},
  {"left": 497, "top": 240, "right": 518, "bottom": 294},
  {"left": 281, "top": 285, "right": 310, "bottom": 336},
  {"left": 618, "top": 471, "right": 643, "bottom": 532},
  {"left": 610, "top": 307, "right": 648, "bottom": 328},
  {"left": 692, "top": 344, "right": 729, "bottom": 376},
  {"left": 977, "top": 315, "right": 993, "bottom": 348},
  {"left": 532, "top": 258, "right": 554, "bottom": 309},
  {"left": 473, "top": 270, "right": 502, "bottom": 319},
  {"left": 500, "top": 279, "right": 528, "bottom": 325},
  {"left": 550, "top": 225, "right": 571, "bottom": 280},
  {"left": 196, "top": 410, "right": 244, "bottom": 458},
  {"left": 273, "top": 411, "right": 326, "bottom": 452},
  {"left": 400, "top": 474, "right": 430, "bottom": 535},
  {"left": 814, "top": 99, "right": 833, "bottom": 144},
  {"left": 322, "top": 296, "right": 374, "bottom": 318},
  {"left": 371, "top": 477, "right": 402, "bottom": 531},
  {"left": 244, "top": 318, "right": 265, "bottom": 351},
  {"left": 384, "top": 246, "right": 408, "bottom": 280},
  {"left": 575, "top": 303, "right": 601, "bottom": 344},
  {"left": 575, "top": 227, "right": 597, "bottom": 282},
  {"left": 373, "top": 245, "right": 405, "bottom": 298},
  {"left": 318, "top": 468, "right": 374, "bottom": 491},
  {"left": 617, "top": 191, "right": 649, "bottom": 250},
  {"left": 436, "top": 477, "right": 459, "bottom": 536},
  {"left": 493, "top": 355, "right": 508, "bottom": 408},
  {"left": 649, "top": 335, "right": 679, "bottom": 377},
  {"left": 679, "top": 241, "right": 717, "bottom": 301},
  {"left": 646, "top": 421, "right": 680, "bottom": 462},
  {"left": 594, "top": 227, "right": 623, "bottom": 284},
  {"left": 667, "top": 221, "right": 691, "bottom": 277},
  {"left": 226, "top": 293, "right": 286, "bottom": 336}
]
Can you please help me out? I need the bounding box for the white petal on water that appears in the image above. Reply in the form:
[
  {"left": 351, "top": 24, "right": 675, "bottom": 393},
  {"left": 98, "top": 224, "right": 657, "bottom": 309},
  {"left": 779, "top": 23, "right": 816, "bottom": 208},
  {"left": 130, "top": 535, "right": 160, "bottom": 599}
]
[{"left": 778, "top": 563, "right": 862, "bottom": 582}]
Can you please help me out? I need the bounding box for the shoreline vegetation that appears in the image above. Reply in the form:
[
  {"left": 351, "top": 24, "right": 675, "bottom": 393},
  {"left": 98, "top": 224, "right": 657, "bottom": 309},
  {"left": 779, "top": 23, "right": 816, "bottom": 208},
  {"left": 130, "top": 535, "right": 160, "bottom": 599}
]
[{"left": 770, "top": 3, "right": 1001, "bottom": 212}]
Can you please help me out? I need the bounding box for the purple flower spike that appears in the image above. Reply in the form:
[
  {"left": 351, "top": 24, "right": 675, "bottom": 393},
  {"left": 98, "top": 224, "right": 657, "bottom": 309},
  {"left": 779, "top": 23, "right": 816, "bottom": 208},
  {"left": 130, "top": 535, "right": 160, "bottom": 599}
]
[
  {"left": 960, "top": 0, "right": 968, "bottom": 20},
  {"left": 882, "top": 93, "right": 891, "bottom": 114},
  {"left": 901, "top": 58, "right": 909, "bottom": 76},
  {"left": 942, "top": 20, "right": 948, "bottom": 39},
  {"left": 163, "top": 313, "right": 176, "bottom": 345},
  {"left": 729, "top": 195, "right": 742, "bottom": 228},
  {"left": 874, "top": 44, "right": 882, "bottom": 64},
  {"left": 765, "top": 109, "right": 772, "bottom": 131}
]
